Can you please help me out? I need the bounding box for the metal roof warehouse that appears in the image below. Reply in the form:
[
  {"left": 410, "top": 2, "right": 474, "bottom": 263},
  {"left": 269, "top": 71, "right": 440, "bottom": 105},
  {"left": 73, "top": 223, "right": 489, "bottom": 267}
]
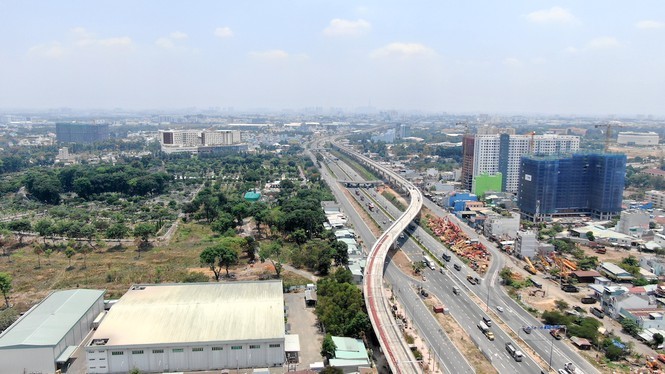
[
  {"left": 86, "top": 281, "right": 285, "bottom": 373},
  {"left": 0, "top": 289, "right": 105, "bottom": 374}
]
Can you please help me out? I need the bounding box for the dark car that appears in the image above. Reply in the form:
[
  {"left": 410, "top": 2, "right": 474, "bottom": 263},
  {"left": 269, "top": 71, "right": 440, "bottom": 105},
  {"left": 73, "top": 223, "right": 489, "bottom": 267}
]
[{"left": 453, "top": 264, "right": 461, "bottom": 271}]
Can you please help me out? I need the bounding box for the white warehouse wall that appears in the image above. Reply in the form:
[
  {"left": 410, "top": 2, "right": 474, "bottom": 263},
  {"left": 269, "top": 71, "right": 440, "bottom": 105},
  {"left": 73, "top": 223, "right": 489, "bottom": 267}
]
[
  {"left": 0, "top": 347, "right": 55, "bottom": 374},
  {"left": 90, "top": 341, "right": 285, "bottom": 374}
]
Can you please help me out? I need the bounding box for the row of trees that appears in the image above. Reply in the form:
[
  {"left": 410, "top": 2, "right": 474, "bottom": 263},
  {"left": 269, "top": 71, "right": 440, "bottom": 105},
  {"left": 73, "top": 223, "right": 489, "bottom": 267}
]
[
  {"left": 24, "top": 162, "right": 171, "bottom": 204},
  {"left": 1, "top": 218, "right": 155, "bottom": 245},
  {"left": 316, "top": 269, "right": 371, "bottom": 339}
]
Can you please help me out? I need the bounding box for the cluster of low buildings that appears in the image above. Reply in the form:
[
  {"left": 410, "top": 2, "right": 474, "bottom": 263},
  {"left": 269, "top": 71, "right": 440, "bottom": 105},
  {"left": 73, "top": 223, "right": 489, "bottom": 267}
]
[{"left": 322, "top": 201, "right": 366, "bottom": 285}]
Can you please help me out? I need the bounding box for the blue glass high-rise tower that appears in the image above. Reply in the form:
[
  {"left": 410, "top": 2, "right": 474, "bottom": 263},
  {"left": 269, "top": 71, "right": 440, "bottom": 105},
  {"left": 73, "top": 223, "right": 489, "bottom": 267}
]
[{"left": 518, "top": 153, "right": 626, "bottom": 221}]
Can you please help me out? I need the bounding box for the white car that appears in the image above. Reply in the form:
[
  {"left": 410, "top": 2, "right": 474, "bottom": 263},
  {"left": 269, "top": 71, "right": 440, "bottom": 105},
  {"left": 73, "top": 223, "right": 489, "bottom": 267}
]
[{"left": 496, "top": 306, "right": 504, "bottom": 313}]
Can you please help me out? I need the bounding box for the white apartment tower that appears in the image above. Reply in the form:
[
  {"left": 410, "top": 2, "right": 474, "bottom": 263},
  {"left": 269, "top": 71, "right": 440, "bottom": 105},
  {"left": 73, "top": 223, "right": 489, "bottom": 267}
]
[
  {"left": 471, "top": 134, "right": 580, "bottom": 193},
  {"left": 201, "top": 130, "right": 241, "bottom": 146}
]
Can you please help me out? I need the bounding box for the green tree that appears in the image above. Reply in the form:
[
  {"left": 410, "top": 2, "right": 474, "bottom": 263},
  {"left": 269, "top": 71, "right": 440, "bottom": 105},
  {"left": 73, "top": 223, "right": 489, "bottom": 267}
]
[
  {"left": 0, "top": 272, "right": 12, "bottom": 308},
  {"left": 622, "top": 255, "right": 639, "bottom": 267},
  {"left": 34, "top": 218, "right": 54, "bottom": 245},
  {"left": 319, "top": 366, "right": 344, "bottom": 374},
  {"left": 244, "top": 236, "right": 256, "bottom": 260},
  {"left": 331, "top": 241, "right": 349, "bottom": 266},
  {"left": 586, "top": 231, "right": 595, "bottom": 242},
  {"left": 541, "top": 310, "right": 570, "bottom": 326},
  {"left": 291, "top": 229, "right": 308, "bottom": 246},
  {"left": 64, "top": 247, "right": 76, "bottom": 268},
  {"left": 621, "top": 318, "right": 641, "bottom": 336},
  {"left": 7, "top": 219, "right": 31, "bottom": 244},
  {"left": 106, "top": 223, "right": 129, "bottom": 246},
  {"left": 133, "top": 223, "right": 155, "bottom": 258},
  {"left": 200, "top": 243, "right": 239, "bottom": 281},
  {"left": 321, "top": 334, "right": 337, "bottom": 359},
  {"left": 259, "top": 242, "right": 283, "bottom": 277},
  {"left": 28, "top": 173, "right": 62, "bottom": 204},
  {"left": 633, "top": 277, "right": 649, "bottom": 286},
  {"left": 0, "top": 307, "right": 18, "bottom": 331},
  {"left": 654, "top": 333, "right": 664, "bottom": 348},
  {"left": 81, "top": 224, "right": 97, "bottom": 250},
  {"left": 604, "top": 343, "right": 626, "bottom": 361},
  {"left": 554, "top": 299, "right": 569, "bottom": 312}
]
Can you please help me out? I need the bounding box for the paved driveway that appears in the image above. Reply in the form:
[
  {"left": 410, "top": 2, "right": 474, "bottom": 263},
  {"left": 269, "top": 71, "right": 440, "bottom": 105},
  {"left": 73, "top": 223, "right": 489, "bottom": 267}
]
[{"left": 284, "top": 291, "right": 325, "bottom": 370}]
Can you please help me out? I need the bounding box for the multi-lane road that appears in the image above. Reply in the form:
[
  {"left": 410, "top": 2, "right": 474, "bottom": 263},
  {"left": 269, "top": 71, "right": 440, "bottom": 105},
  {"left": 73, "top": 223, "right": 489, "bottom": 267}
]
[
  {"left": 318, "top": 141, "right": 600, "bottom": 374},
  {"left": 318, "top": 147, "right": 473, "bottom": 374}
]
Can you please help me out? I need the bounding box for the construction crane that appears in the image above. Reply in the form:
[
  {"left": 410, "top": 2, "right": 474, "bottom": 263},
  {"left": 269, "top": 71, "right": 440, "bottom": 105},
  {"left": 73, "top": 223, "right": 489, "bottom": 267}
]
[
  {"left": 529, "top": 131, "right": 536, "bottom": 154},
  {"left": 594, "top": 121, "right": 624, "bottom": 152}
]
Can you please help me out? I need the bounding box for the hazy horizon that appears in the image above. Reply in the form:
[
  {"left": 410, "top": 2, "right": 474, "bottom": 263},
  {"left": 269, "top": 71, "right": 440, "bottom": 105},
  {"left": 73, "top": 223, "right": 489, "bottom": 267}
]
[{"left": 2, "top": 1, "right": 664, "bottom": 116}]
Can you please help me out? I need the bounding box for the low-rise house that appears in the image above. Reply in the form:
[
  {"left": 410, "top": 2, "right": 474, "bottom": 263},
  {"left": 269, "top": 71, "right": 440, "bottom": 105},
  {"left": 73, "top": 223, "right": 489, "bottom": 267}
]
[
  {"left": 483, "top": 212, "right": 520, "bottom": 239},
  {"left": 606, "top": 294, "right": 655, "bottom": 319},
  {"left": 640, "top": 256, "right": 665, "bottom": 277},
  {"left": 598, "top": 262, "right": 634, "bottom": 282},
  {"left": 570, "top": 270, "right": 601, "bottom": 283},
  {"left": 347, "top": 258, "right": 365, "bottom": 285},
  {"left": 620, "top": 309, "right": 665, "bottom": 330},
  {"left": 328, "top": 336, "right": 371, "bottom": 373}
]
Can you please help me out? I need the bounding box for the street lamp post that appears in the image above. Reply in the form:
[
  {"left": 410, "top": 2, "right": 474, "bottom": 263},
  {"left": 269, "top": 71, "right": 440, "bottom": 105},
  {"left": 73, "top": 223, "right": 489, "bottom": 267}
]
[{"left": 486, "top": 276, "right": 491, "bottom": 312}]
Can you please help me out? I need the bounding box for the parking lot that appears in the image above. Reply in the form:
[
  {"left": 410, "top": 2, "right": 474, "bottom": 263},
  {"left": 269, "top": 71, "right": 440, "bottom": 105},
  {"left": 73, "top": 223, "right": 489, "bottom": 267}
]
[{"left": 284, "top": 290, "right": 325, "bottom": 370}]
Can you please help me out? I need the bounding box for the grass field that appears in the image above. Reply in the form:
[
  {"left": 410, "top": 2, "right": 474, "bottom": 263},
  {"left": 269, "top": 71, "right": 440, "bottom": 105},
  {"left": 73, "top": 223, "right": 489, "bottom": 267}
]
[{"left": 0, "top": 222, "right": 312, "bottom": 310}]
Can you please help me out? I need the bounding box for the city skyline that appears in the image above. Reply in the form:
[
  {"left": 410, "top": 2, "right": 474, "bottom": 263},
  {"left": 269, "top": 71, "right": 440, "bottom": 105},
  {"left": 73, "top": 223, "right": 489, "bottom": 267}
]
[{"left": 1, "top": 1, "right": 664, "bottom": 115}]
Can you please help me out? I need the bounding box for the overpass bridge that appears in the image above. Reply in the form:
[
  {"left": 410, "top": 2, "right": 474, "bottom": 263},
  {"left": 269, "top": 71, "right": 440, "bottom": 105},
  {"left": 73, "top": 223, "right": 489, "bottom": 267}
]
[{"left": 333, "top": 143, "right": 423, "bottom": 374}]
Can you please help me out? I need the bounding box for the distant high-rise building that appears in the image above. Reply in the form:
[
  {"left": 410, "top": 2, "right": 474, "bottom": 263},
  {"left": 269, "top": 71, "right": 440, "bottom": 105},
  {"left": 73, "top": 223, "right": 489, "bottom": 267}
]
[
  {"left": 395, "top": 124, "right": 410, "bottom": 139},
  {"left": 461, "top": 134, "right": 475, "bottom": 191},
  {"left": 55, "top": 123, "right": 110, "bottom": 144},
  {"left": 462, "top": 133, "right": 580, "bottom": 193},
  {"left": 159, "top": 129, "right": 243, "bottom": 154},
  {"left": 518, "top": 153, "right": 626, "bottom": 221}
]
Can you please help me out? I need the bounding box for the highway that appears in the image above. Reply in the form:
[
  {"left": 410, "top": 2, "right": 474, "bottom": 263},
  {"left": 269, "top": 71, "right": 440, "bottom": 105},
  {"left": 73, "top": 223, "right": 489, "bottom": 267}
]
[
  {"left": 332, "top": 143, "right": 424, "bottom": 374},
  {"left": 421, "top": 199, "right": 600, "bottom": 374},
  {"left": 319, "top": 149, "right": 473, "bottom": 374},
  {"left": 344, "top": 184, "right": 540, "bottom": 374},
  {"left": 324, "top": 147, "right": 599, "bottom": 374}
]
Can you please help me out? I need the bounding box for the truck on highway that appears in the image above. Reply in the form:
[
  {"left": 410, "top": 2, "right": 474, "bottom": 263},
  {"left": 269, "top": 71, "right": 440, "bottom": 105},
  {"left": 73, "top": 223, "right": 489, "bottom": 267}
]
[
  {"left": 423, "top": 255, "right": 435, "bottom": 270},
  {"left": 441, "top": 252, "right": 451, "bottom": 262},
  {"left": 505, "top": 342, "right": 524, "bottom": 362},
  {"left": 368, "top": 202, "right": 375, "bottom": 211},
  {"left": 477, "top": 321, "right": 494, "bottom": 340}
]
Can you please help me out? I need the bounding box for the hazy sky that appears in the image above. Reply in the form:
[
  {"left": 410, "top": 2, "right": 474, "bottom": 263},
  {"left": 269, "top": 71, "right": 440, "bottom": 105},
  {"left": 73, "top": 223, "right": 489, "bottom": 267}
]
[{"left": 1, "top": 1, "right": 664, "bottom": 115}]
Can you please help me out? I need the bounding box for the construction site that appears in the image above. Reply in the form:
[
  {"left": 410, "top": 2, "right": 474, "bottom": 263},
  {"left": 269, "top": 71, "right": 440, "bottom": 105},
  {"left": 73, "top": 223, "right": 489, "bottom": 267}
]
[
  {"left": 522, "top": 250, "right": 583, "bottom": 281},
  {"left": 427, "top": 216, "right": 491, "bottom": 276}
]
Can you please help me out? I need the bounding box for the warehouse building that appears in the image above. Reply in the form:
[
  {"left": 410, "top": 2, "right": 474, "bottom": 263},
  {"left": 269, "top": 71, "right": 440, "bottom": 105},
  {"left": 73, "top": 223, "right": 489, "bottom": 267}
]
[
  {"left": 617, "top": 131, "right": 659, "bottom": 146},
  {"left": 87, "top": 281, "right": 285, "bottom": 373},
  {"left": 0, "top": 289, "right": 105, "bottom": 374}
]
